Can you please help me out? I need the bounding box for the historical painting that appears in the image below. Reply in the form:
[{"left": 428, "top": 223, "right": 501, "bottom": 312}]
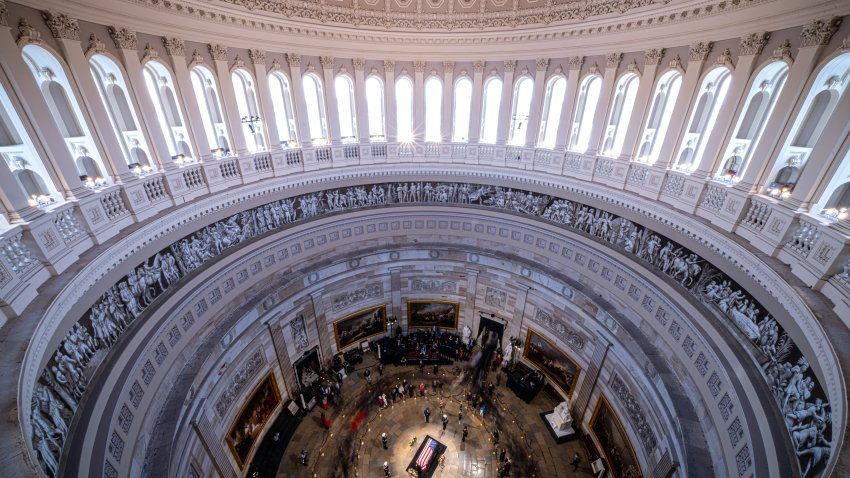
[
  {"left": 333, "top": 304, "right": 387, "bottom": 350},
  {"left": 294, "top": 347, "right": 322, "bottom": 391},
  {"left": 522, "top": 329, "right": 581, "bottom": 397},
  {"left": 225, "top": 373, "right": 282, "bottom": 470},
  {"left": 590, "top": 395, "right": 643, "bottom": 478},
  {"left": 407, "top": 300, "right": 459, "bottom": 329}
]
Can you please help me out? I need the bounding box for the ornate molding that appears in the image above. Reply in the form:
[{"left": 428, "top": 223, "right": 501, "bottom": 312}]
[
  {"left": 739, "top": 31, "right": 770, "bottom": 56},
  {"left": 383, "top": 59, "right": 395, "bottom": 72},
  {"left": 107, "top": 26, "right": 137, "bottom": 50},
  {"left": 270, "top": 58, "right": 282, "bottom": 72},
  {"left": 531, "top": 309, "right": 584, "bottom": 350},
  {"left": 841, "top": 36, "right": 850, "bottom": 52},
  {"left": 605, "top": 52, "right": 623, "bottom": 69},
  {"left": 320, "top": 55, "right": 335, "bottom": 69},
  {"left": 568, "top": 55, "right": 584, "bottom": 70},
  {"left": 644, "top": 48, "right": 665, "bottom": 66},
  {"left": 352, "top": 58, "right": 366, "bottom": 71},
  {"left": 162, "top": 37, "right": 185, "bottom": 57},
  {"left": 715, "top": 48, "right": 733, "bottom": 68},
  {"left": 770, "top": 39, "right": 793, "bottom": 61},
  {"left": 588, "top": 63, "right": 600, "bottom": 76},
  {"left": 410, "top": 279, "right": 456, "bottom": 293},
  {"left": 484, "top": 286, "right": 507, "bottom": 309},
  {"left": 626, "top": 59, "right": 640, "bottom": 74},
  {"left": 800, "top": 17, "right": 841, "bottom": 47},
  {"left": 668, "top": 54, "right": 683, "bottom": 70},
  {"left": 189, "top": 49, "right": 204, "bottom": 66},
  {"left": 286, "top": 53, "right": 301, "bottom": 68},
  {"left": 442, "top": 61, "right": 455, "bottom": 72},
  {"left": 689, "top": 41, "right": 713, "bottom": 61},
  {"left": 248, "top": 48, "right": 266, "bottom": 65},
  {"left": 503, "top": 60, "right": 517, "bottom": 73},
  {"left": 209, "top": 44, "right": 228, "bottom": 61},
  {"left": 332, "top": 283, "right": 383, "bottom": 311},
  {"left": 535, "top": 58, "right": 549, "bottom": 72},
  {"left": 413, "top": 60, "right": 427, "bottom": 73},
  {"left": 611, "top": 375, "right": 658, "bottom": 453},
  {"left": 85, "top": 33, "right": 107, "bottom": 56},
  {"left": 0, "top": 0, "right": 8, "bottom": 28},
  {"left": 213, "top": 350, "right": 265, "bottom": 418},
  {"left": 41, "top": 11, "right": 79, "bottom": 41},
  {"left": 232, "top": 55, "right": 245, "bottom": 70},
  {"left": 473, "top": 60, "right": 486, "bottom": 74},
  {"left": 142, "top": 43, "right": 159, "bottom": 62}
]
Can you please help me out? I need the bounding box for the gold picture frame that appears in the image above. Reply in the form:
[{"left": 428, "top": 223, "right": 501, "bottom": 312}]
[
  {"left": 332, "top": 304, "right": 388, "bottom": 350},
  {"left": 407, "top": 300, "right": 459, "bottom": 329},
  {"left": 225, "top": 372, "right": 282, "bottom": 470},
  {"left": 589, "top": 394, "right": 643, "bottom": 478},
  {"left": 522, "top": 329, "right": 581, "bottom": 397}
]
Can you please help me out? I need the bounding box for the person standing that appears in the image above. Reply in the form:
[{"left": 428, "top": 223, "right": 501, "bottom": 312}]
[
  {"left": 571, "top": 451, "right": 581, "bottom": 471},
  {"left": 424, "top": 407, "right": 431, "bottom": 423},
  {"left": 378, "top": 363, "right": 384, "bottom": 376},
  {"left": 383, "top": 461, "right": 391, "bottom": 477},
  {"left": 458, "top": 407, "right": 463, "bottom": 423},
  {"left": 462, "top": 425, "right": 468, "bottom": 442},
  {"left": 365, "top": 369, "right": 372, "bottom": 385},
  {"left": 499, "top": 448, "right": 506, "bottom": 463},
  {"left": 300, "top": 450, "right": 309, "bottom": 466},
  {"left": 488, "top": 382, "right": 495, "bottom": 396},
  {"left": 493, "top": 430, "right": 500, "bottom": 445},
  {"left": 441, "top": 414, "right": 449, "bottom": 431}
]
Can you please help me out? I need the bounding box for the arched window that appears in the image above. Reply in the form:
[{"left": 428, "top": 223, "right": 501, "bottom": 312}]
[
  {"left": 144, "top": 61, "right": 194, "bottom": 161},
  {"left": 0, "top": 81, "right": 58, "bottom": 203},
  {"left": 480, "top": 77, "right": 502, "bottom": 144},
  {"left": 569, "top": 75, "right": 602, "bottom": 152},
  {"left": 90, "top": 54, "right": 153, "bottom": 168},
  {"left": 302, "top": 73, "right": 328, "bottom": 144},
  {"left": 764, "top": 52, "right": 850, "bottom": 194},
  {"left": 673, "top": 67, "right": 731, "bottom": 170},
  {"left": 268, "top": 72, "right": 298, "bottom": 147},
  {"left": 425, "top": 76, "right": 442, "bottom": 142},
  {"left": 537, "top": 76, "right": 567, "bottom": 149},
  {"left": 232, "top": 69, "right": 266, "bottom": 152},
  {"left": 335, "top": 75, "right": 357, "bottom": 142},
  {"left": 601, "top": 73, "right": 640, "bottom": 157},
  {"left": 637, "top": 71, "right": 682, "bottom": 163},
  {"left": 715, "top": 61, "right": 788, "bottom": 181},
  {"left": 452, "top": 77, "right": 473, "bottom": 142},
  {"left": 508, "top": 77, "right": 534, "bottom": 146},
  {"left": 365, "top": 76, "right": 385, "bottom": 141},
  {"left": 191, "top": 66, "right": 231, "bottom": 156},
  {"left": 23, "top": 45, "right": 111, "bottom": 182},
  {"left": 395, "top": 76, "right": 414, "bottom": 142}
]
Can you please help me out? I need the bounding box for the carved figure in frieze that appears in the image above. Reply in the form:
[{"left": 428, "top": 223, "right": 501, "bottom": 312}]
[
  {"left": 33, "top": 425, "right": 59, "bottom": 477},
  {"left": 118, "top": 281, "right": 143, "bottom": 318},
  {"left": 35, "top": 384, "right": 67, "bottom": 438},
  {"left": 162, "top": 252, "right": 181, "bottom": 286}
]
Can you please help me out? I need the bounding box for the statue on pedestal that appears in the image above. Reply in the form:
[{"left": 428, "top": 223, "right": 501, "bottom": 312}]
[
  {"left": 551, "top": 400, "right": 573, "bottom": 431},
  {"left": 462, "top": 325, "right": 472, "bottom": 344}
]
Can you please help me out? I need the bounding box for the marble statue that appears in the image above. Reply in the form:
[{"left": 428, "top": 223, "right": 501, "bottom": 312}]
[
  {"left": 462, "top": 325, "right": 472, "bottom": 344},
  {"left": 551, "top": 400, "right": 573, "bottom": 431}
]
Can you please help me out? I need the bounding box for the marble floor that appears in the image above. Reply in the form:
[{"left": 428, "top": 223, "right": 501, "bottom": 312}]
[{"left": 276, "top": 353, "right": 595, "bottom": 478}]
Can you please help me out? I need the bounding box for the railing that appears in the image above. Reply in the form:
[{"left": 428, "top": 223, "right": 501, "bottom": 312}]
[
  {"left": 219, "top": 158, "right": 240, "bottom": 180},
  {"left": 99, "top": 189, "right": 130, "bottom": 220},
  {"left": 253, "top": 153, "right": 272, "bottom": 172},
  {"left": 315, "top": 146, "right": 332, "bottom": 162},
  {"left": 371, "top": 144, "right": 387, "bottom": 158},
  {"left": 285, "top": 149, "right": 303, "bottom": 166},
  {"left": 143, "top": 175, "right": 168, "bottom": 203},
  {"left": 343, "top": 145, "right": 360, "bottom": 160}
]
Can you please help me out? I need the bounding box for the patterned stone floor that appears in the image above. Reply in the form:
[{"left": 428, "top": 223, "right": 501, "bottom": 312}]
[{"left": 276, "top": 354, "right": 595, "bottom": 478}]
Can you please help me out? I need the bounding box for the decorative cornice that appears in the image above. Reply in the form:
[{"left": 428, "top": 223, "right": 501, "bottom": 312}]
[
  {"left": 535, "top": 58, "right": 549, "bottom": 72},
  {"left": 473, "top": 60, "right": 486, "bottom": 73},
  {"left": 41, "top": 11, "right": 79, "bottom": 41},
  {"left": 739, "top": 31, "right": 770, "bottom": 56},
  {"left": 605, "top": 52, "right": 623, "bottom": 69},
  {"left": 232, "top": 55, "right": 245, "bottom": 70},
  {"left": 86, "top": 33, "right": 106, "bottom": 56},
  {"left": 668, "top": 54, "right": 683, "bottom": 70},
  {"left": 320, "top": 55, "right": 335, "bottom": 69},
  {"left": 688, "top": 41, "right": 713, "bottom": 61},
  {"left": 503, "top": 60, "right": 517, "bottom": 73},
  {"left": 286, "top": 53, "right": 301, "bottom": 68},
  {"left": 800, "top": 17, "right": 841, "bottom": 47},
  {"left": 771, "top": 39, "right": 793, "bottom": 62},
  {"left": 162, "top": 37, "right": 185, "bottom": 57},
  {"left": 353, "top": 58, "right": 366, "bottom": 71},
  {"left": 270, "top": 58, "right": 283, "bottom": 72},
  {"left": 16, "top": 19, "right": 42, "bottom": 46},
  {"left": 249, "top": 49, "right": 266, "bottom": 65},
  {"left": 626, "top": 59, "right": 640, "bottom": 75},
  {"left": 644, "top": 48, "right": 665, "bottom": 66},
  {"left": 107, "top": 27, "right": 137, "bottom": 50},
  {"left": 0, "top": 0, "right": 8, "bottom": 28},
  {"left": 413, "top": 60, "right": 427, "bottom": 73},
  {"left": 190, "top": 49, "right": 204, "bottom": 66},
  {"left": 715, "top": 48, "right": 733, "bottom": 68},
  {"left": 588, "top": 63, "right": 600, "bottom": 76},
  {"left": 142, "top": 42, "right": 159, "bottom": 62},
  {"left": 383, "top": 59, "right": 395, "bottom": 72},
  {"left": 568, "top": 56, "right": 584, "bottom": 70},
  {"left": 442, "top": 61, "right": 455, "bottom": 72},
  {"left": 209, "top": 44, "right": 228, "bottom": 61}
]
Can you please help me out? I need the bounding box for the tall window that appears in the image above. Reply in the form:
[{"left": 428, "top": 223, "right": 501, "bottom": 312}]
[
  {"left": 190, "top": 65, "right": 228, "bottom": 155},
  {"left": 302, "top": 73, "right": 328, "bottom": 144},
  {"left": 232, "top": 69, "right": 265, "bottom": 152},
  {"left": 763, "top": 52, "right": 850, "bottom": 195},
  {"left": 815, "top": 146, "right": 850, "bottom": 219},
  {"left": 90, "top": 54, "right": 153, "bottom": 169},
  {"left": 269, "top": 72, "right": 298, "bottom": 146},
  {"left": 715, "top": 61, "right": 789, "bottom": 182},
  {"left": 538, "top": 76, "right": 567, "bottom": 149},
  {"left": 0, "top": 80, "right": 57, "bottom": 203},
  {"left": 569, "top": 75, "right": 602, "bottom": 152},
  {"left": 480, "top": 77, "right": 502, "bottom": 144},
  {"left": 425, "top": 76, "right": 442, "bottom": 142},
  {"left": 508, "top": 77, "right": 534, "bottom": 146},
  {"left": 334, "top": 75, "right": 357, "bottom": 142},
  {"left": 673, "top": 67, "right": 731, "bottom": 171},
  {"left": 395, "top": 76, "right": 414, "bottom": 142},
  {"left": 365, "top": 76, "right": 385, "bottom": 141},
  {"left": 637, "top": 71, "right": 682, "bottom": 163},
  {"left": 601, "top": 73, "right": 640, "bottom": 157},
  {"left": 23, "top": 45, "right": 111, "bottom": 181},
  {"left": 452, "top": 77, "right": 472, "bottom": 142}
]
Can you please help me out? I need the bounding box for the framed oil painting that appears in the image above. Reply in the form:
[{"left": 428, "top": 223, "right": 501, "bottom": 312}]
[
  {"left": 225, "top": 372, "right": 282, "bottom": 469},
  {"left": 590, "top": 395, "right": 643, "bottom": 478},
  {"left": 407, "top": 300, "right": 459, "bottom": 329},
  {"left": 522, "top": 329, "right": 581, "bottom": 397},
  {"left": 333, "top": 304, "right": 387, "bottom": 350}
]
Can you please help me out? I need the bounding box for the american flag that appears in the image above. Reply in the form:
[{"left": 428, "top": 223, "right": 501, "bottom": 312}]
[{"left": 416, "top": 438, "right": 439, "bottom": 471}]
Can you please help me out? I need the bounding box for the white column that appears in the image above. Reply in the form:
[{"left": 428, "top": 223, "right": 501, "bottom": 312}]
[
  {"left": 468, "top": 60, "right": 485, "bottom": 144},
  {"left": 413, "top": 60, "right": 426, "bottom": 143},
  {"left": 554, "top": 57, "right": 583, "bottom": 150},
  {"left": 320, "top": 56, "right": 341, "bottom": 144},
  {"left": 209, "top": 44, "right": 249, "bottom": 155},
  {"left": 441, "top": 61, "right": 454, "bottom": 142},
  {"left": 286, "top": 54, "right": 313, "bottom": 148},
  {"left": 524, "top": 58, "right": 548, "bottom": 148},
  {"left": 249, "top": 49, "right": 282, "bottom": 150},
  {"left": 694, "top": 48, "right": 762, "bottom": 178},
  {"left": 586, "top": 53, "right": 622, "bottom": 156},
  {"left": 110, "top": 28, "right": 175, "bottom": 171},
  {"left": 495, "top": 60, "right": 516, "bottom": 145},
  {"left": 618, "top": 49, "right": 664, "bottom": 161},
  {"left": 0, "top": 25, "right": 90, "bottom": 199},
  {"left": 383, "top": 60, "right": 397, "bottom": 143},
  {"left": 654, "top": 42, "right": 714, "bottom": 169},
  {"left": 353, "top": 58, "right": 370, "bottom": 143},
  {"left": 163, "top": 41, "right": 212, "bottom": 160}
]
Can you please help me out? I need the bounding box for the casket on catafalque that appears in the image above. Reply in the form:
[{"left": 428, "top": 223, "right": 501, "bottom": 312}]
[{"left": 405, "top": 435, "right": 446, "bottom": 478}]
